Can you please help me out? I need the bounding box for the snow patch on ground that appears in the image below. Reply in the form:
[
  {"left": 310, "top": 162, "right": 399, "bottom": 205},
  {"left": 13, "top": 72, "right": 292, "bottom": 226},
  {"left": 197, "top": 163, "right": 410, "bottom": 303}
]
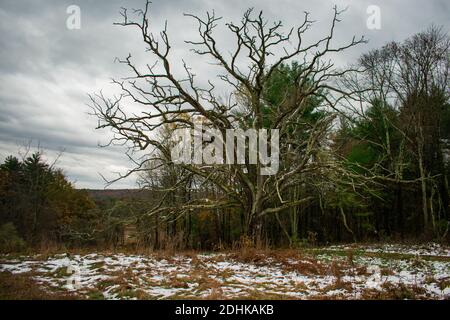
[{"left": 0, "top": 243, "right": 448, "bottom": 299}]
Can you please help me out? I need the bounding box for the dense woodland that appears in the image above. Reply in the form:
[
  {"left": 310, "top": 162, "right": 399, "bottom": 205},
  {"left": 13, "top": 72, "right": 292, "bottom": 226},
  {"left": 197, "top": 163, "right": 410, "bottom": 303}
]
[{"left": 0, "top": 5, "right": 449, "bottom": 252}]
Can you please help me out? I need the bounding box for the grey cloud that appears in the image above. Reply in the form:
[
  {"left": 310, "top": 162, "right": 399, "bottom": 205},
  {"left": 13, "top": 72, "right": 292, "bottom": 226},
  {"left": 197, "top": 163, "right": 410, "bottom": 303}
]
[{"left": 0, "top": 0, "right": 449, "bottom": 188}]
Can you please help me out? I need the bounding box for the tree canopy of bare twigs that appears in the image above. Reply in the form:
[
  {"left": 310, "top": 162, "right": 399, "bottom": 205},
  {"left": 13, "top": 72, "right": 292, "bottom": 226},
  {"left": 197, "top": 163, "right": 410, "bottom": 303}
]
[{"left": 89, "top": 1, "right": 373, "bottom": 237}]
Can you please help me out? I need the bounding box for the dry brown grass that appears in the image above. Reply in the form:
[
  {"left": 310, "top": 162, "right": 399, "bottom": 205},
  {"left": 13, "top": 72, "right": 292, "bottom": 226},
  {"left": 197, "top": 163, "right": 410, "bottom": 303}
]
[
  {"left": 0, "top": 271, "right": 79, "bottom": 300},
  {"left": 359, "top": 282, "right": 427, "bottom": 300},
  {"left": 2, "top": 246, "right": 447, "bottom": 300},
  {"left": 203, "top": 287, "right": 225, "bottom": 299}
]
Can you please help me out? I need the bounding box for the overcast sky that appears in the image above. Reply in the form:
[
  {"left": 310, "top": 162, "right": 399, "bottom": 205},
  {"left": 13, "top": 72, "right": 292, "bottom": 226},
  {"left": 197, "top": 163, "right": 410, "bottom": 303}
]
[{"left": 0, "top": 0, "right": 448, "bottom": 189}]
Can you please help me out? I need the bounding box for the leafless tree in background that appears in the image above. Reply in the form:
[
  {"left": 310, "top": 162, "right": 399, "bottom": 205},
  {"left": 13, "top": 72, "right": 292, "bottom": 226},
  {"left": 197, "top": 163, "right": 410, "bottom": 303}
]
[{"left": 339, "top": 26, "right": 450, "bottom": 234}]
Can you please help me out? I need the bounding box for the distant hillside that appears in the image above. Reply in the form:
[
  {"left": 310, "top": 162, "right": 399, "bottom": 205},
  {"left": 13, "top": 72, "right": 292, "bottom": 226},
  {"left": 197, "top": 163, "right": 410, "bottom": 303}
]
[{"left": 81, "top": 189, "right": 153, "bottom": 201}]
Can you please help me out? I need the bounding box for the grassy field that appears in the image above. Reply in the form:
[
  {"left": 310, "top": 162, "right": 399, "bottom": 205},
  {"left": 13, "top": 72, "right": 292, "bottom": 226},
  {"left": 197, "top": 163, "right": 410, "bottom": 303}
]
[{"left": 0, "top": 243, "right": 449, "bottom": 300}]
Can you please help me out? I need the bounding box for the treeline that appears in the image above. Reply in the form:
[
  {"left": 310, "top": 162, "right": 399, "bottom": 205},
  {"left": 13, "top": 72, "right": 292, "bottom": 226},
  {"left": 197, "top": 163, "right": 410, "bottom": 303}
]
[
  {"left": 0, "top": 153, "right": 96, "bottom": 251},
  {"left": 125, "top": 27, "right": 450, "bottom": 249},
  {"left": 1, "top": 26, "right": 449, "bottom": 252},
  {"left": 0, "top": 153, "right": 157, "bottom": 251}
]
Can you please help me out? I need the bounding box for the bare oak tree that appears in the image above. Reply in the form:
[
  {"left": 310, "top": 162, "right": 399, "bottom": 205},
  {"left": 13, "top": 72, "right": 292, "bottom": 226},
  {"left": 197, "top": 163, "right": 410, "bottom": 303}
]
[{"left": 90, "top": 1, "right": 366, "bottom": 238}]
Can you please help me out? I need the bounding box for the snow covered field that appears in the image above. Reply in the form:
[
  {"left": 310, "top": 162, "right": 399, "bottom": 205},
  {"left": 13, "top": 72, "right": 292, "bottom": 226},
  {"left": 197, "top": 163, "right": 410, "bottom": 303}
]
[{"left": 0, "top": 243, "right": 449, "bottom": 299}]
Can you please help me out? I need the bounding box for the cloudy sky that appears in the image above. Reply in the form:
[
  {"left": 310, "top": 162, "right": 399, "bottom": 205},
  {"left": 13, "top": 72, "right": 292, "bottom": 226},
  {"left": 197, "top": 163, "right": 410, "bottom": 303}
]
[{"left": 0, "top": 0, "right": 448, "bottom": 189}]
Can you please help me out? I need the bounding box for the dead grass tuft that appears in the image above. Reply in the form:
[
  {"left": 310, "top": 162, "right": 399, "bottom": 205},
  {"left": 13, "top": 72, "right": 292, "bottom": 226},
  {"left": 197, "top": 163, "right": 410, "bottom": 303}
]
[
  {"left": 0, "top": 271, "right": 79, "bottom": 300},
  {"left": 360, "top": 282, "right": 426, "bottom": 300}
]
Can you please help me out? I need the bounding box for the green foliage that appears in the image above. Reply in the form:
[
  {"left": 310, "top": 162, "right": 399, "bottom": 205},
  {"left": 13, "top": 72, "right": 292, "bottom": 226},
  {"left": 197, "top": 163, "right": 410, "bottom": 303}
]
[
  {"left": 0, "top": 223, "right": 26, "bottom": 253},
  {"left": 344, "top": 99, "right": 401, "bottom": 169},
  {"left": 346, "top": 143, "right": 378, "bottom": 170},
  {"left": 234, "top": 62, "right": 326, "bottom": 129},
  {"left": 440, "top": 101, "right": 450, "bottom": 140},
  {"left": 0, "top": 152, "right": 97, "bottom": 247},
  {"left": 263, "top": 62, "right": 325, "bottom": 124}
]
